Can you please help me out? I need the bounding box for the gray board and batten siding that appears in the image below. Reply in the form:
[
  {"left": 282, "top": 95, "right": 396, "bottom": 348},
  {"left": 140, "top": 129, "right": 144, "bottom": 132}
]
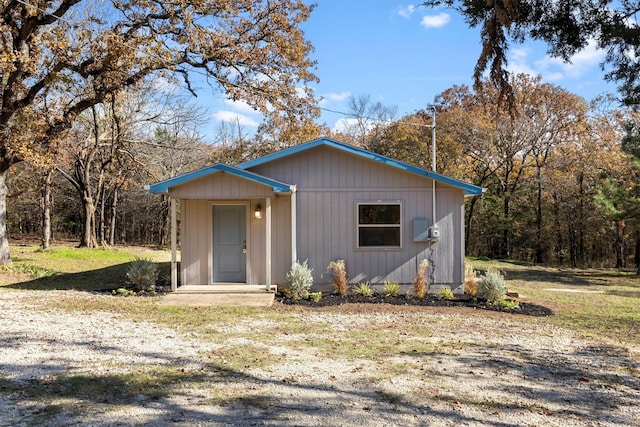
[
  {"left": 149, "top": 137, "right": 483, "bottom": 292},
  {"left": 245, "top": 144, "right": 466, "bottom": 289}
]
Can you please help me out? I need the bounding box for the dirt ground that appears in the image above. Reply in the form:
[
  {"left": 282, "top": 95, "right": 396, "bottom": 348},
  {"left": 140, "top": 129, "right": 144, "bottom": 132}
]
[{"left": 1, "top": 289, "right": 639, "bottom": 426}]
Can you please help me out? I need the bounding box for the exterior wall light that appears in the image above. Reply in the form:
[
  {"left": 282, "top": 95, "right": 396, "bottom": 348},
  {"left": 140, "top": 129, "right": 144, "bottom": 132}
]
[{"left": 254, "top": 204, "right": 262, "bottom": 219}]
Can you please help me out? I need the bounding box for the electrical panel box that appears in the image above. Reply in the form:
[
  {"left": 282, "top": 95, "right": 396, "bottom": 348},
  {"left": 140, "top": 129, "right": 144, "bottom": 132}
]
[{"left": 413, "top": 219, "right": 430, "bottom": 242}]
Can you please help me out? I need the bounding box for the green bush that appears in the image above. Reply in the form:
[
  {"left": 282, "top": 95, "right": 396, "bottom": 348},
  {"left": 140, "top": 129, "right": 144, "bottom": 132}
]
[
  {"left": 437, "top": 287, "right": 455, "bottom": 300},
  {"left": 497, "top": 298, "right": 520, "bottom": 310},
  {"left": 308, "top": 291, "right": 323, "bottom": 302},
  {"left": 382, "top": 281, "right": 400, "bottom": 297},
  {"left": 477, "top": 268, "right": 507, "bottom": 302},
  {"left": 286, "top": 260, "right": 314, "bottom": 300},
  {"left": 125, "top": 257, "right": 158, "bottom": 292},
  {"left": 351, "top": 281, "right": 374, "bottom": 297}
]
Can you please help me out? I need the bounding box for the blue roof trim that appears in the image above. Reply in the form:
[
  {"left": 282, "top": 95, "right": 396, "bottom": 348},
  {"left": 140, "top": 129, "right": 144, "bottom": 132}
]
[
  {"left": 237, "top": 137, "right": 485, "bottom": 196},
  {"left": 148, "top": 163, "right": 292, "bottom": 194}
]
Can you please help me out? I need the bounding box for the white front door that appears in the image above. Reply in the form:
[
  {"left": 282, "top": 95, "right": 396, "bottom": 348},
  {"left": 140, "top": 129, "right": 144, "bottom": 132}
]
[{"left": 212, "top": 205, "right": 247, "bottom": 283}]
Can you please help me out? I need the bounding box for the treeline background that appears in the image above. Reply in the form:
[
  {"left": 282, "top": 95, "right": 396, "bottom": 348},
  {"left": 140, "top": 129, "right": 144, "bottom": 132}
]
[{"left": 7, "top": 75, "right": 640, "bottom": 269}]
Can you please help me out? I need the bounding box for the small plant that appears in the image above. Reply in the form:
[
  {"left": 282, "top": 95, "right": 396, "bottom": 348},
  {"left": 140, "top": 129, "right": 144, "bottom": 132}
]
[
  {"left": 413, "top": 259, "right": 429, "bottom": 299},
  {"left": 328, "top": 259, "right": 348, "bottom": 296},
  {"left": 113, "top": 287, "right": 136, "bottom": 297},
  {"left": 308, "top": 291, "right": 322, "bottom": 302},
  {"left": 437, "top": 287, "right": 455, "bottom": 300},
  {"left": 126, "top": 257, "right": 158, "bottom": 292},
  {"left": 351, "top": 281, "right": 374, "bottom": 297},
  {"left": 477, "top": 268, "right": 507, "bottom": 302},
  {"left": 382, "top": 281, "right": 400, "bottom": 297},
  {"left": 496, "top": 298, "right": 520, "bottom": 310},
  {"left": 464, "top": 263, "right": 478, "bottom": 297},
  {"left": 14, "top": 264, "right": 56, "bottom": 278},
  {"left": 286, "top": 260, "right": 314, "bottom": 300}
]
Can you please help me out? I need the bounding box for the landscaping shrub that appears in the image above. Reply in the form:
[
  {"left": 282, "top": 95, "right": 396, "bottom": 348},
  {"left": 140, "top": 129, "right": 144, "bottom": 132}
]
[
  {"left": 126, "top": 257, "right": 158, "bottom": 292},
  {"left": 287, "top": 260, "right": 314, "bottom": 300},
  {"left": 477, "top": 268, "right": 507, "bottom": 302},
  {"left": 437, "top": 287, "right": 455, "bottom": 300},
  {"left": 413, "top": 259, "right": 429, "bottom": 298},
  {"left": 382, "top": 281, "right": 400, "bottom": 297},
  {"left": 351, "top": 281, "right": 374, "bottom": 297},
  {"left": 308, "top": 291, "right": 322, "bottom": 302},
  {"left": 464, "top": 262, "right": 478, "bottom": 297},
  {"left": 328, "top": 259, "right": 348, "bottom": 296}
]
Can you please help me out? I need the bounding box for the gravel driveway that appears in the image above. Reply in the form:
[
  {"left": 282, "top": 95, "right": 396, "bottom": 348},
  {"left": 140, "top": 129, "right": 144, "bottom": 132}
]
[{"left": 1, "top": 289, "right": 638, "bottom": 426}]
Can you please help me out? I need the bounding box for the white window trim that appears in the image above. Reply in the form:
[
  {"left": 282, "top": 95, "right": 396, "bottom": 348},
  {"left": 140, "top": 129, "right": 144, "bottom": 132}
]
[{"left": 356, "top": 201, "right": 402, "bottom": 249}]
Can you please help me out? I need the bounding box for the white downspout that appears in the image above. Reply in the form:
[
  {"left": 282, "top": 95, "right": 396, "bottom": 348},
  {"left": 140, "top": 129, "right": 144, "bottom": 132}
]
[
  {"left": 170, "top": 197, "right": 177, "bottom": 292},
  {"left": 265, "top": 197, "right": 272, "bottom": 291},
  {"left": 290, "top": 185, "right": 297, "bottom": 266},
  {"left": 431, "top": 105, "right": 437, "bottom": 226}
]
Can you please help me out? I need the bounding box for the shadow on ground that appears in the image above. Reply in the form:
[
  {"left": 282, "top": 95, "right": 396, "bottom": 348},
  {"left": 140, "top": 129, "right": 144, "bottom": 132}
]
[
  {"left": 1, "top": 331, "right": 638, "bottom": 426},
  {"left": 5, "top": 262, "right": 171, "bottom": 292},
  {"left": 478, "top": 264, "right": 640, "bottom": 289}
]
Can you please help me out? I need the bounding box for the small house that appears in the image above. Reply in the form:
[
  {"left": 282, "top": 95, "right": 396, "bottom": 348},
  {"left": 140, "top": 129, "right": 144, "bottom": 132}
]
[{"left": 148, "top": 137, "right": 484, "bottom": 293}]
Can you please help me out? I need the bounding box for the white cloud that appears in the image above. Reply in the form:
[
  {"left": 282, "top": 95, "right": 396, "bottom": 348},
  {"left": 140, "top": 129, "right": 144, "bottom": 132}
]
[
  {"left": 212, "top": 110, "right": 259, "bottom": 127},
  {"left": 319, "top": 91, "right": 352, "bottom": 106},
  {"left": 331, "top": 118, "right": 359, "bottom": 134},
  {"left": 222, "top": 98, "right": 258, "bottom": 114},
  {"left": 420, "top": 13, "right": 450, "bottom": 28},
  {"left": 538, "top": 40, "right": 605, "bottom": 79},
  {"left": 398, "top": 5, "right": 415, "bottom": 18},
  {"left": 507, "top": 47, "right": 539, "bottom": 76},
  {"left": 507, "top": 40, "right": 605, "bottom": 82}
]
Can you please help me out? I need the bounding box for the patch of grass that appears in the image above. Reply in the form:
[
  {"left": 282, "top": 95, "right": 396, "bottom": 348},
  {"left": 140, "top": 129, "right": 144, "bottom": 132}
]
[
  {"left": 16, "top": 365, "right": 188, "bottom": 404},
  {"left": 205, "top": 344, "right": 277, "bottom": 371},
  {"left": 3, "top": 244, "right": 171, "bottom": 291},
  {"left": 468, "top": 258, "right": 640, "bottom": 347},
  {"left": 292, "top": 328, "right": 435, "bottom": 361}
]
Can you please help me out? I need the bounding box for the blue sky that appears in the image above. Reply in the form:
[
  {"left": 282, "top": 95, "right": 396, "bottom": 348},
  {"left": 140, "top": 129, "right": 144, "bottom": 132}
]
[{"left": 200, "top": 1, "right": 618, "bottom": 141}]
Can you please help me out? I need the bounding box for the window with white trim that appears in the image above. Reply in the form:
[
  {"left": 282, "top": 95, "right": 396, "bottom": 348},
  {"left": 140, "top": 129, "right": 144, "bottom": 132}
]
[{"left": 357, "top": 202, "right": 402, "bottom": 248}]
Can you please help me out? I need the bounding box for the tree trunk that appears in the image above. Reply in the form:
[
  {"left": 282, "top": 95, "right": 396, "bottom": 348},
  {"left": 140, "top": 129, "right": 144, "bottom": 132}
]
[
  {"left": 159, "top": 195, "right": 170, "bottom": 247},
  {"left": 0, "top": 169, "right": 11, "bottom": 265},
  {"left": 81, "top": 191, "right": 98, "bottom": 248},
  {"left": 535, "top": 165, "right": 544, "bottom": 264},
  {"left": 502, "top": 195, "right": 511, "bottom": 258},
  {"left": 577, "top": 173, "right": 586, "bottom": 264},
  {"left": 98, "top": 184, "right": 106, "bottom": 244},
  {"left": 552, "top": 193, "right": 564, "bottom": 265},
  {"left": 464, "top": 197, "right": 478, "bottom": 254},
  {"left": 615, "top": 220, "right": 625, "bottom": 269},
  {"left": 109, "top": 188, "right": 118, "bottom": 246},
  {"left": 41, "top": 170, "right": 52, "bottom": 250}
]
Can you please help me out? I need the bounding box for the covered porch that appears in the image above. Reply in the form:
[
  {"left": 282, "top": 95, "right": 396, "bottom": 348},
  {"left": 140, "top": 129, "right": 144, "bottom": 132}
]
[{"left": 148, "top": 164, "right": 297, "bottom": 293}]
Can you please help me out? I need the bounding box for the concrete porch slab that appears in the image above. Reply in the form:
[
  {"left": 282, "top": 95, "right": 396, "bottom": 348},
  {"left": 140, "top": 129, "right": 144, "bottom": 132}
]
[
  {"left": 159, "top": 284, "right": 276, "bottom": 307},
  {"left": 159, "top": 292, "right": 275, "bottom": 307}
]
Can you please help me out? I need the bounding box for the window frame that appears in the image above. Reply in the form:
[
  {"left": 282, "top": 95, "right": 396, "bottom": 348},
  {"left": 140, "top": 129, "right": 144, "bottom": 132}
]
[{"left": 355, "top": 201, "right": 403, "bottom": 249}]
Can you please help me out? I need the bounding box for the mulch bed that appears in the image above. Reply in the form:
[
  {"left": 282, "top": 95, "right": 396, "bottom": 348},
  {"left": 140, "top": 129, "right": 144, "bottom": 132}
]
[{"left": 275, "top": 293, "right": 554, "bottom": 317}]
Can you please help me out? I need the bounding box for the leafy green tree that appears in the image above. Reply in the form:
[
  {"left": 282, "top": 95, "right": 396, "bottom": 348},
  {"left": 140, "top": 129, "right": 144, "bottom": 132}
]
[{"left": 596, "top": 121, "right": 640, "bottom": 270}]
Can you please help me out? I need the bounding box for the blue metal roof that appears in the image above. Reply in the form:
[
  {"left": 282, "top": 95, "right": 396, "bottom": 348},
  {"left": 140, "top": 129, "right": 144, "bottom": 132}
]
[
  {"left": 148, "top": 163, "right": 292, "bottom": 194},
  {"left": 237, "top": 137, "right": 485, "bottom": 196}
]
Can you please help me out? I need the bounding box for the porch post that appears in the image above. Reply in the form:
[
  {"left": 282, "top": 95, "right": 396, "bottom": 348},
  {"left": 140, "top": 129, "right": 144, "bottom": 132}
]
[
  {"left": 170, "top": 197, "right": 177, "bottom": 292},
  {"left": 265, "top": 197, "right": 272, "bottom": 291},
  {"left": 290, "top": 185, "right": 297, "bottom": 265}
]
